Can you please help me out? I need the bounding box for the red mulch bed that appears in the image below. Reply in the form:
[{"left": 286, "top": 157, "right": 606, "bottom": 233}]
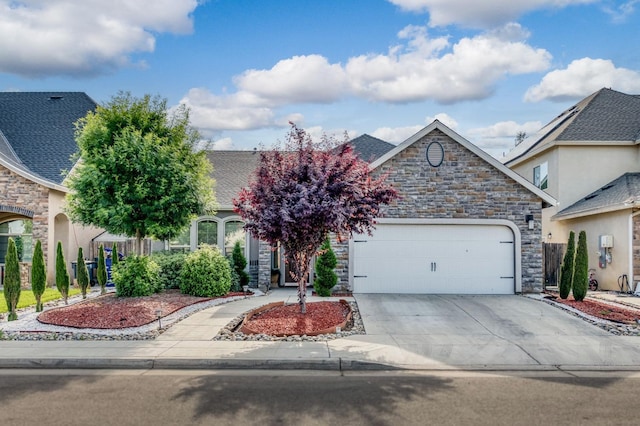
[
  {"left": 241, "top": 301, "right": 351, "bottom": 336},
  {"left": 37, "top": 290, "right": 245, "bottom": 329},
  {"left": 546, "top": 292, "right": 640, "bottom": 324}
]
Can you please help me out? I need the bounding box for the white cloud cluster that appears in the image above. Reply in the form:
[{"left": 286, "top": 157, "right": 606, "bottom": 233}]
[
  {"left": 525, "top": 58, "right": 640, "bottom": 102},
  {"left": 387, "top": 0, "right": 597, "bottom": 28},
  {"left": 184, "top": 23, "right": 551, "bottom": 132},
  {"left": 0, "top": 0, "right": 197, "bottom": 77}
]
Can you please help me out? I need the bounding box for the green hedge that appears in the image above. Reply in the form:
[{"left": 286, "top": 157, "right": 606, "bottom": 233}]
[
  {"left": 113, "top": 255, "right": 161, "bottom": 297},
  {"left": 180, "top": 245, "right": 231, "bottom": 297}
]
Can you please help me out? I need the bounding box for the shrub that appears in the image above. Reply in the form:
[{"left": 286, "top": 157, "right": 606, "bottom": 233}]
[
  {"left": 77, "top": 247, "right": 90, "bottom": 299},
  {"left": 231, "top": 241, "right": 249, "bottom": 288},
  {"left": 573, "top": 231, "right": 589, "bottom": 301},
  {"left": 228, "top": 257, "right": 241, "bottom": 292},
  {"left": 559, "top": 231, "right": 576, "bottom": 300},
  {"left": 113, "top": 255, "right": 161, "bottom": 297},
  {"left": 111, "top": 242, "right": 119, "bottom": 266},
  {"left": 31, "top": 240, "right": 46, "bottom": 312},
  {"left": 97, "top": 245, "right": 107, "bottom": 295},
  {"left": 180, "top": 245, "right": 231, "bottom": 297},
  {"left": 3, "top": 237, "right": 21, "bottom": 321},
  {"left": 151, "top": 252, "right": 187, "bottom": 289},
  {"left": 314, "top": 237, "right": 338, "bottom": 297},
  {"left": 55, "top": 241, "right": 70, "bottom": 305}
]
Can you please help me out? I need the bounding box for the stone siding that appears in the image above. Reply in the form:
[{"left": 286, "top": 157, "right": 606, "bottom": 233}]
[
  {"left": 334, "top": 129, "right": 543, "bottom": 293},
  {"left": 0, "top": 165, "right": 50, "bottom": 266}
]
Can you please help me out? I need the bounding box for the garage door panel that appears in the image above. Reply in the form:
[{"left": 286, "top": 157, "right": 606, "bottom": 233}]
[{"left": 353, "top": 224, "right": 515, "bottom": 294}]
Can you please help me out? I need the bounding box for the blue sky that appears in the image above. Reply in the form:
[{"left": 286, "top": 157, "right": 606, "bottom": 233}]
[{"left": 1, "top": 0, "right": 639, "bottom": 157}]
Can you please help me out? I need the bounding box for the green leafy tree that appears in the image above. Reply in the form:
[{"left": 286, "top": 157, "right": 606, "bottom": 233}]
[
  {"left": 76, "top": 247, "right": 90, "bottom": 299},
  {"left": 66, "top": 92, "right": 216, "bottom": 255},
  {"left": 559, "top": 231, "right": 576, "bottom": 300},
  {"left": 314, "top": 237, "right": 338, "bottom": 297},
  {"left": 31, "top": 240, "right": 47, "bottom": 312},
  {"left": 231, "top": 241, "right": 249, "bottom": 288},
  {"left": 3, "top": 238, "right": 21, "bottom": 321},
  {"left": 97, "top": 245, "right": 107, "bottom": 295},
  {"left": 573, "top": 231, "right": 589, "bottom": 301},
  {"left": 55, "top": 241, "right": 70, "bottom": 305}
]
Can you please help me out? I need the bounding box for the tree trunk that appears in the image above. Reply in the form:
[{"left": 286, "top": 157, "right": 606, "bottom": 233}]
[
  {"left": 135, "top": 229, "right": 143, "bottom": 256},
  {"left": 297, "top": 278, "right": 307, "bottom": 314}
]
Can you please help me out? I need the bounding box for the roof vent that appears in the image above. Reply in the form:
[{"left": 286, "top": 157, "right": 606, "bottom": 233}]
[
  {"left": 584, "top": 193, "right": 598, "bottom": 201},
  {"left": 601, "top": 183, "right": 615, "bottom": 191},
  {"left": 49, "top": 95, "right": 63, "bottom": 100}
]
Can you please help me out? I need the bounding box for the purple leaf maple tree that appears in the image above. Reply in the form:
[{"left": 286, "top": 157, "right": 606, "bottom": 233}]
[{"left": 234, "top": 124, "right": 398, "bottom": 313}]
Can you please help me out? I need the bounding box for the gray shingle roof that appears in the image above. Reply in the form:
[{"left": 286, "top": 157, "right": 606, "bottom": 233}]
[
  {"left": 503, "top": 88, "right": 640, "bottom": 165},
  {"left": 346, "top": 134, "right": 395, "bottom": 161},
  {"left": 206, "top": 151, "right": 261, "bottom": 207},
  {"left": 0, "top": 92, "right": 97, "bottom": 184},
  {"left": 556, "top": 89, "right": 640, "bottom": 141},
  {"left": 207, "top": 135, "right": 394, "bottom": 209},
  {"left": 554, "top": 172, "right": 640, "bottom": 219}
]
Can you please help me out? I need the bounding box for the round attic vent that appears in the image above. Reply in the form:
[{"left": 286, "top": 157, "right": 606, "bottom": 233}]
[{"left": 426, "top": 141, "right": 444, "bottom": 167}]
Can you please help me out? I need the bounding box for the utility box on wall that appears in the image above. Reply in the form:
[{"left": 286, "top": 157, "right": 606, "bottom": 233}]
[
  {"left": 599, "top": 235, "right": 613, "bottom": 268},
  {"left": 599, "top": 235, "right": 613, "bottom": 248}
]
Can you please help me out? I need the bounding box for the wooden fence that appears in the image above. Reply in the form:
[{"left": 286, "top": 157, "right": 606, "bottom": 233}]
[{"left": 543, "top": 243, "right": 566, "bottom": 288}]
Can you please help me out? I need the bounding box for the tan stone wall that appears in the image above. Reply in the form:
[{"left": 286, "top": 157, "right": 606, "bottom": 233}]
[
  {"left": 336, "top": 129, "right": 544, "bottom": 293},
  {"left": 0, "top": 164, "right": 50, "bottom": 267}
]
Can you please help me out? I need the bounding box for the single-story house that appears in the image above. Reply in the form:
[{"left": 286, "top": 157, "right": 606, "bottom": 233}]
[{"left": 191, "top": 122, "right": 555, "bottom": 294}]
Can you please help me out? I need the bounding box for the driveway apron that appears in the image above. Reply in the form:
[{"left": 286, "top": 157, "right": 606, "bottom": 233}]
[{"left": 337, "top": 294, "right": 640, "bottom": 369}]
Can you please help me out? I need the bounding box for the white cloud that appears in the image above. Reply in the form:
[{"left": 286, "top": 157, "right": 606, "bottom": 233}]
[
  {"left": 180, "top": 23, "right": 551, "bottom": 132},
  {"left": 371, "top": 112, "right": 459, "bottom": 143},
  {"left": 426, "top": 113, "right": 459, "bottom": 129},
  {"left": 210, "top": 138, "right": 235, "bottom": 150},
  {"left": 603, "top": 0, "right": 639, "bottom": 23},
  {"left": 235, "top": 55, "right": 349, "bottom": 105},
  {"left": 387, "top": 0, "right": 597, "bottom": 28},
  {"left": 468, "top": 120, "right": 542, "bottom": 140},
  {"left": 525, "top": 58, "right": 640, "bottom": 102},
  {"left": 467, "top": 120, "right": 543, "bottom": 157},
  {"left": 0, "top": 0, "right": 198, "bottom": 77},
  {"left": 179, "top": 88, "right": 275, "bottom": 133},
  {"left": 346, "top": 23, "right": 551, "bottom": 104},
  {"left": 371, "top": 125, "right": 424, "bottom": 143}
]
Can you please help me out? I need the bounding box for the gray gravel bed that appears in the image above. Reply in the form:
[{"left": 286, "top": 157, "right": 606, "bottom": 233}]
[{"left": 0, "top": 288, "right": 262, "bottom": 341}]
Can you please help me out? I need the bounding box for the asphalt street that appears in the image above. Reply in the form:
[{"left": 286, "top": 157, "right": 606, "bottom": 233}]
[{"left": 2, "top": 369, "right": 640, "bottom": 426}]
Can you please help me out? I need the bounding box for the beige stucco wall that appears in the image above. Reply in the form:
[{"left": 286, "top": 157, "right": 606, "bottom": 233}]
[
  {"left": 559, "top": 209, "right": 632, "bottom": 291},
  {"left": 48, "top": 189, "right": 103, "bottom": 284}
]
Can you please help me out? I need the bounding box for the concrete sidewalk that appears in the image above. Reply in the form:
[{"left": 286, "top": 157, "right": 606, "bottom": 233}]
[{"left": 1, "top": 289, "right": 640, "bottom": 371}]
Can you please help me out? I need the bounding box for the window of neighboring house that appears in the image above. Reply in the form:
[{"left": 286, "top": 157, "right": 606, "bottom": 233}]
[
  {"left": 0, "top": 219, "right": 33, "bottom": 264},
  {"left": 533, "top": 162, "right": 548, "bottom": 190},
  {"left": 197, "top": 220, "right": 218, "bottom": 248},
  {"left": 224, "top": 220, "right": 246, "bottom": 255}
]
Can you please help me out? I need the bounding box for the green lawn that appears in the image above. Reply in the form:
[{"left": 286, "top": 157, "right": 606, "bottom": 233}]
[{"left": 0, "top": 287, "right": 82, "bottom": 313}]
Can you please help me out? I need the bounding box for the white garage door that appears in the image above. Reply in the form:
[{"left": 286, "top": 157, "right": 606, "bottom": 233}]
[{"left": 352, "top": 224, "right": 515, "bottom": 294}]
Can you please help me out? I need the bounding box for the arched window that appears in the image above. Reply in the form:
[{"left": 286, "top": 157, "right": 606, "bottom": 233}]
[
  {"left": 0, "top": 219, "right": 33, "bottom": 263},
  {"left": 224, "top": 220, "right": 245, "bottom": 255},
  {"left": 197, "top": 220, "right": 218, "bottom": 248}
]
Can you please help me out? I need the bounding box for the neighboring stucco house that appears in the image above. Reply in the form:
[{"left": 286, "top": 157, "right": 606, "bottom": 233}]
[
  {"left": 0, "top": 92, "right": 100, "bottom": 285},
  {"left": 193, "top": 122, "right": 554, "bottom": 294},
  {"left": 502, "top": 88, "right": 640, "bottom": 292}
]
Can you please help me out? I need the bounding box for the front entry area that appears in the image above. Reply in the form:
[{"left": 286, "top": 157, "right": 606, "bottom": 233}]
[{"left": 352, "top": 223, "right": 516, "bottom": 294}]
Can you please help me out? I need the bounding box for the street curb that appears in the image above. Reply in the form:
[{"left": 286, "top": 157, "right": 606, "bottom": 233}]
[{"left": 0, "top": 357, "right": 395, "bottom": 371}]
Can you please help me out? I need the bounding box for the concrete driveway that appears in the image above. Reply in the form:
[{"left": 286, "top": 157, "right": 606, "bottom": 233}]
[{"left": 328, "top": 294, "right": 640, "bottom": 370}]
